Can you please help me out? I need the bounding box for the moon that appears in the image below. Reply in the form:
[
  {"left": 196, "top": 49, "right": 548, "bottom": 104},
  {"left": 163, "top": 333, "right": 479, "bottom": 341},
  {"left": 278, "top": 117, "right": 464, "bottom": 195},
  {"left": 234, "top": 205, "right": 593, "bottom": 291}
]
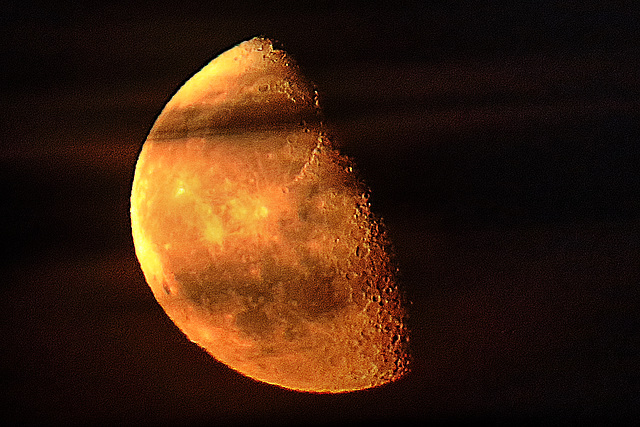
[{"left": 131, "top": 37, "right": 410, "bottom": 393}]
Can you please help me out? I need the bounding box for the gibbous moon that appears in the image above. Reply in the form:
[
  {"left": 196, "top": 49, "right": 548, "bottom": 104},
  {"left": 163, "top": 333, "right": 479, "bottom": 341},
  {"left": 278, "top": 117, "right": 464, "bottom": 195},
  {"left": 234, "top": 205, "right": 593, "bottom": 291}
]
[{"left": 131, "top": 37, "right": 410, "bottom": 393}]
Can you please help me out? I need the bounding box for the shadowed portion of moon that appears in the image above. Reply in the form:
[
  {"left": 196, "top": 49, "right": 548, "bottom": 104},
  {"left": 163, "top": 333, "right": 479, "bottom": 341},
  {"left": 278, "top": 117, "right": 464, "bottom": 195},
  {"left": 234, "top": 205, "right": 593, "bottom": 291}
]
[{"left": 131, "top": 37, "right": 409, "bottom": 392}]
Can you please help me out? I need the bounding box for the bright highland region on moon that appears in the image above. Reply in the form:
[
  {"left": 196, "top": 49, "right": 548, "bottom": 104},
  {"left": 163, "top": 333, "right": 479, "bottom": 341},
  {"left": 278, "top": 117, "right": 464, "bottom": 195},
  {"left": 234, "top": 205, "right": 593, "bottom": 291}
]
[{"left": 130, "top": 37, "right": 410, "bottom": 393}]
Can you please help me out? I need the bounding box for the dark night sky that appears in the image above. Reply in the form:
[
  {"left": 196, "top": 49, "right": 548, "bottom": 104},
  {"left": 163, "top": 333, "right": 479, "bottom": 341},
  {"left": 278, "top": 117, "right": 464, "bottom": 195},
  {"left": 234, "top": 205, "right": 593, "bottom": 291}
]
[{"left": 2, "top": 1, "right": 640, "bottom": 425}]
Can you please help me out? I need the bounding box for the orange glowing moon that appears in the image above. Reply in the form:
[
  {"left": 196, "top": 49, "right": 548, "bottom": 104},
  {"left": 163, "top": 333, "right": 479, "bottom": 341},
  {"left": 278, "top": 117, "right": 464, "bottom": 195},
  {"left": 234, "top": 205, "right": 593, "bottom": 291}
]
[{"left": 131, "top": 37, "right": 409, "bottom": 393}]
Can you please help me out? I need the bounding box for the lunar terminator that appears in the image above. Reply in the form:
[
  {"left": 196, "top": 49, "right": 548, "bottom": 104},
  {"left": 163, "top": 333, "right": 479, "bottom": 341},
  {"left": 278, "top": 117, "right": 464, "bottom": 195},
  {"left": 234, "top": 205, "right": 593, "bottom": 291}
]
[{"left": 131, "top": 37, "right": 410, "bottom": 392}]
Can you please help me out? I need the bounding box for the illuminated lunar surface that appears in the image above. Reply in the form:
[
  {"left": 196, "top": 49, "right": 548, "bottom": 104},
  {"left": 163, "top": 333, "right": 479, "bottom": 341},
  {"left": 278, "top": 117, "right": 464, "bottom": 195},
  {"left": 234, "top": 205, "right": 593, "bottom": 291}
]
[{"left": 131, "top": 37, "right": 410, "bottom": 393}]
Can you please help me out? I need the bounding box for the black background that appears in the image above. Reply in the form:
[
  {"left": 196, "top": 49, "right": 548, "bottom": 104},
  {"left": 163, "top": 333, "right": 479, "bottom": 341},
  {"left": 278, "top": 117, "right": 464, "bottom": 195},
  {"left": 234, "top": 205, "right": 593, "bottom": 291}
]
[{"left": 2, "top": 1, "right": 639, "bottom": 425}]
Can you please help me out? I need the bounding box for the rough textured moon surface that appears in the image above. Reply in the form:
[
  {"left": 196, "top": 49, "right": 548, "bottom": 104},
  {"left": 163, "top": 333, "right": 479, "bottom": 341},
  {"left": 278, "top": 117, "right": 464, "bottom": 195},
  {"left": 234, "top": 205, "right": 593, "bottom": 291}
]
[{"left": 130, "top": 37, "right": 410, "bottom": 393}]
